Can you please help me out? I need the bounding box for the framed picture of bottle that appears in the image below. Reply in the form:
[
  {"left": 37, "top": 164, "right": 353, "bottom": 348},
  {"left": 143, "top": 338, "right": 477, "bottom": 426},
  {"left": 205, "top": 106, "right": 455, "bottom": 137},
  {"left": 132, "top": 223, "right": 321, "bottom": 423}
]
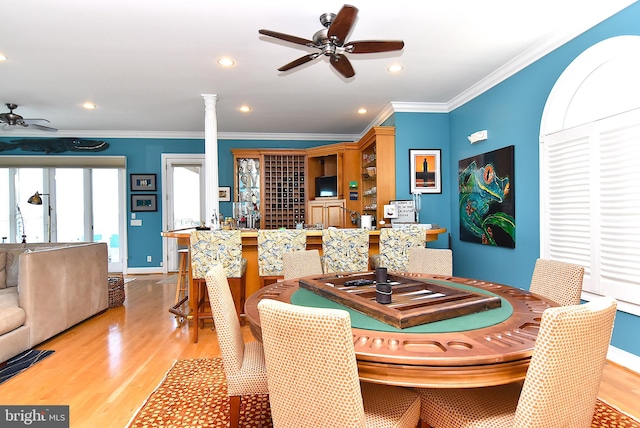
[{"left": 409, "top": 149, "right": 441, "bottom": 194}]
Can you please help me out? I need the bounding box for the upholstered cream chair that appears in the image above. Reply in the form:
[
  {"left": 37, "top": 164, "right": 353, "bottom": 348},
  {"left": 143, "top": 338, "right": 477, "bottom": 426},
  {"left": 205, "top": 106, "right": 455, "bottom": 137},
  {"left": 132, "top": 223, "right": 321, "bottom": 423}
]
[
  {"left": 205, "top": 264, "right": 268, "bottom": 428},
  {"left": 407, "top": 247, "right": 453, "bottom": 276},
  {"left": 282, "top": 249, "right": 323, "bottom": 280},
  {"left": 417, "top": 296, "right": 617, "bottom": 428},
  {"left": 257, "top": 229, "right": 307, "bottom": 287},
  {"left": 190, "top": 230, "right": 247, "bottom": 343},
  {"left": 529, "top": 258, "right": 584, "bottom": 306},
  {"left": 321, "top": 228, "right": 370, "bottom": 273},
  {"left": 370, "top": 226, "right": 426, "bottom": 271},
  {"left": 257, "top": 299, "right": 421, "bottom": 427}
]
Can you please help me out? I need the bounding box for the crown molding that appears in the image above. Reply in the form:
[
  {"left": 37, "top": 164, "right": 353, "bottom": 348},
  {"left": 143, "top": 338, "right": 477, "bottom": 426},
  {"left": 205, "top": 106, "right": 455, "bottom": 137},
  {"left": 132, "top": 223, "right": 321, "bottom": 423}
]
[
  {"left": 217, "top": 132, "right": 358, "bottom": 142},
  {"left": 0, "top": 129, "right": 360, "bottom": 142},
  {"left": 447, "top": 0, "right": 637, "bottom": 111}
]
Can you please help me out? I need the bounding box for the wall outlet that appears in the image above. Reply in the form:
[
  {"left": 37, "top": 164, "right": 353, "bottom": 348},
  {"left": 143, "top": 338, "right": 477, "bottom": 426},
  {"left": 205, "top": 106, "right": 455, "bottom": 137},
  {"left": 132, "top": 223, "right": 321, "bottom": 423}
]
[{"left": 147, "top": 255, "right": 152, "bottom": 262}]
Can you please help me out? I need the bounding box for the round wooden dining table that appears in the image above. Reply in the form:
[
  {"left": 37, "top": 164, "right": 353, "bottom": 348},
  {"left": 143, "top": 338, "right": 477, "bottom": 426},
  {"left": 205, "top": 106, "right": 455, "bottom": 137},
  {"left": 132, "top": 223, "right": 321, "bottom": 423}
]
[{"left": 244, "top": 271, "right": 558, "bottom": 388}]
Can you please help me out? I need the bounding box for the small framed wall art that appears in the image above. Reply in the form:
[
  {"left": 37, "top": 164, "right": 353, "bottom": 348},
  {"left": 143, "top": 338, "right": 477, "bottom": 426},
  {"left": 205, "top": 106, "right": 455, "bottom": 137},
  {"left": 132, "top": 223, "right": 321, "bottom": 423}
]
[
  {"left": 219, "top": 186, "right": 231, "bottom": 202},
  {"left": 131, "top": 194, "right": 157, "bottom": 212},
  {"left": 130, "top": 174, "right": 157, "bottom": 191},
  {"left": 409, "top": 149, "right": 442, "bottom": 194}
]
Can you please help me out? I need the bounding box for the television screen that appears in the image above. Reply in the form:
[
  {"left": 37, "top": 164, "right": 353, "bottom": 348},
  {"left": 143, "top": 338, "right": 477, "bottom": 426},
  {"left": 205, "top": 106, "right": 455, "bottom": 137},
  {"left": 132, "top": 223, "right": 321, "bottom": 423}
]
[{"left": 315, "top": 175, "right": 338, "bottom": 197}]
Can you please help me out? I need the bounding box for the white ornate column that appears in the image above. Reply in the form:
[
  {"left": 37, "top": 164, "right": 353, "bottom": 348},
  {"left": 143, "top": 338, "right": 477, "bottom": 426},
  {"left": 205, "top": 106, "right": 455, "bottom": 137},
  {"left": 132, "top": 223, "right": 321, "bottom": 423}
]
[{"left": 201, "top": 94, "right": 219, "bottom": 225}]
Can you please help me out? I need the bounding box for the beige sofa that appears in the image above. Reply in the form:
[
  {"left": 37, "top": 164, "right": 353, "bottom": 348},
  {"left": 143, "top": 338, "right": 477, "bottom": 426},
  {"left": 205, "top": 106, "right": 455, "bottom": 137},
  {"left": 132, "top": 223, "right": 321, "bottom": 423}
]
[{"left": 0, "top": 242, "right": 108, "bottom": 363}]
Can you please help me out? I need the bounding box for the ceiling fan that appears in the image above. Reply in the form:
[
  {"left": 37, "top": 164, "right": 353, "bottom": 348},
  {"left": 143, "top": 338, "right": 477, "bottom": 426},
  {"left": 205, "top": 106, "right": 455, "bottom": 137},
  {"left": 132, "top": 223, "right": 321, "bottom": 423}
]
[
  {"left": 0, "top": 103, "right": 57, "bottom": 132},
  {"left": 259, "top": 4, "right": 404, "bottom": 78}
]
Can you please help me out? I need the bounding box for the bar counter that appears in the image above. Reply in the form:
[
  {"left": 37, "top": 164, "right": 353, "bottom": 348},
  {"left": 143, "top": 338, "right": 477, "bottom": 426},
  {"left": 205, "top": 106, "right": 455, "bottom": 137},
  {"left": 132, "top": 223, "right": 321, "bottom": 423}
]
[{"left": 162, "top": 227, "right": 447, "bottom": 299}]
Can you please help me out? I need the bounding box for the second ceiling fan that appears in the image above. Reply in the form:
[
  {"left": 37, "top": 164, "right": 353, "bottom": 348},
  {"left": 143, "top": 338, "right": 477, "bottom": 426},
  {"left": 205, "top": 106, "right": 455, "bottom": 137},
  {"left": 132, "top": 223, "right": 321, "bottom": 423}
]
[{"left": 259, "top": 4, "right": 404, "bottom": 78}]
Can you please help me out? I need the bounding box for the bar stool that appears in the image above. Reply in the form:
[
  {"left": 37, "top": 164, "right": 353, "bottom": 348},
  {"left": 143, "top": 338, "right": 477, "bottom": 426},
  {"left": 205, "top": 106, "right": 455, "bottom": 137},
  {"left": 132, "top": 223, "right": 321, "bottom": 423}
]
[
  {"left": 190, "top": 230, "right": 247, "bottom": 343},
  {"left": 168, "top": 248, "right": 190, "bottom": 324},
  {"left": 321, "top": 228, "right": 369, "bottom": 273},
  {"left": 369, "top": 226, "right": 426, "bottom": 272},
  {"left": 257, "top": 229, "right": 307, "bottom": 287}
]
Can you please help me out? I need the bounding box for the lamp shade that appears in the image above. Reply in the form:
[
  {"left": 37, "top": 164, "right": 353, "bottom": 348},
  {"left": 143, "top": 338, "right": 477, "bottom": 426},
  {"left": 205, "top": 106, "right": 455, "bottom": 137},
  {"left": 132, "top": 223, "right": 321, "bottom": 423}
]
[{"left": 27, "top": 191, "right": 43, "bottom": 205}]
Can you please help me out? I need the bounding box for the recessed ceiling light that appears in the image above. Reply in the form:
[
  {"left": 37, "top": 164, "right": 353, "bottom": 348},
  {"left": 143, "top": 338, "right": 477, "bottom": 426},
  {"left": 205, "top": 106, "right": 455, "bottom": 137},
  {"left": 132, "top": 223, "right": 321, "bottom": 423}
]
[
  {"left": 82, "top": 102, "right": 97, "bottom": 110},
  {"left": 0, "top": 54, "right": 7, "bottom": 61},
  {"left": 217, "top": 57, "right": 235, "bottom": 67},
  {"left": 387, "top": 64, "right": 403, "bottom": 73},
  {"left": 238, "top": 105, "right": 252, "bottom": 113},
  {"left": 357, "top": 108, "right": 368, "bottom": 114}
]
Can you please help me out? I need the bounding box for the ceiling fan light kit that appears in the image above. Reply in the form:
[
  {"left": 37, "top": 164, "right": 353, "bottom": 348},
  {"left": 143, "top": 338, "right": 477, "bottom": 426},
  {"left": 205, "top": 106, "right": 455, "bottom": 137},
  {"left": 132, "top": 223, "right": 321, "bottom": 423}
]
[{"left": 259, "top": 4, "right": 404, "bottom": 78}]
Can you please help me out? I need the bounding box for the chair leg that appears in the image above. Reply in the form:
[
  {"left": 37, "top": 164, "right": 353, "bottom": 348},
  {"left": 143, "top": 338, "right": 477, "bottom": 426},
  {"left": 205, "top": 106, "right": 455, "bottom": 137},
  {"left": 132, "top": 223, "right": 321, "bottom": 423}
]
[{"left": 229, "top": 395, "right": 241, "bottom": 428}]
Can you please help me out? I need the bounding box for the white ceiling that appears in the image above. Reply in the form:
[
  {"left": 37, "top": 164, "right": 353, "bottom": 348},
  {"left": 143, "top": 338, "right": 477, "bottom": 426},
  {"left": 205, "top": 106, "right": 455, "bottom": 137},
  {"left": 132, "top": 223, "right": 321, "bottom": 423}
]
[{"left": 0, "top": 0, "right": 635, "bottom": 140}]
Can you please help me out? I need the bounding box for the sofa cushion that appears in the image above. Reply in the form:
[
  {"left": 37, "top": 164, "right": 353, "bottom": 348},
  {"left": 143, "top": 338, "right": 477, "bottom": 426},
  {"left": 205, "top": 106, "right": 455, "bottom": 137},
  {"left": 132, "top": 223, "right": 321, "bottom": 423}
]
[
  {"left": 0, "top": 250, "right": 6, "bottom": 289},
  {"left": 6, "top": 249, "right": 27, "bottom": 288},
  {"left": 0, "top": 306, "right": 26, "bottom": 335},
  {"left": 0, "top": 288, "right": 19, "bottom": 307}
]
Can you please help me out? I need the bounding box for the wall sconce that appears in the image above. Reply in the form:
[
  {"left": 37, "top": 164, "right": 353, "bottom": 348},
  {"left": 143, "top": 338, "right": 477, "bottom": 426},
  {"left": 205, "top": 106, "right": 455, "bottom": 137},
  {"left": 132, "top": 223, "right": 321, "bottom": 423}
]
[
  {"left": 27, "top": 191, "right": 52, "bottom": 243},
  {"left": 468, "top": 130, "right": 488, "bottom": 144}
]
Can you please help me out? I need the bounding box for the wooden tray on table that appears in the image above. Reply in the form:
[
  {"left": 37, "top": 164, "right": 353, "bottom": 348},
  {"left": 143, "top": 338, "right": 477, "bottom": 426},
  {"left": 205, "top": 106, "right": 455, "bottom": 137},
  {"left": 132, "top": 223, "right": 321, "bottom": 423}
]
[{"left": 298, "top": 273, "right": 501, "bottom": 329}]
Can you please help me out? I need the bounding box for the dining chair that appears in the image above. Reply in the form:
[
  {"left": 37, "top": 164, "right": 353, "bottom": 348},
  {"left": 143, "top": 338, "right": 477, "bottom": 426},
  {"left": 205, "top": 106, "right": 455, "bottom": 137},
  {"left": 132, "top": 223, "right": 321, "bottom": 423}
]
[
  {"left": 369, "top": 226, "right": 426, "bottom": 271},
  {"left": 417, "top": 296, "right": 617, "bottom": 428},
  {"left": 282, "top": 249, "right": 323, "bottom": 280},
  {"left": 190, "top": 230, "right": 247, "bottom": 343},
  {"left": 257, "top": 229, "right": 307, "bottom": 287},
  {"left": 205, "top": 264, "right": 269, "bottom": 428},
  {"left": 529, "top": 258, "right": 584, "bottom": 306},
  {"left": 257, "top": 299, "right": 421, "bottom": 427},
  {"left": 407, "top": 247, "right": 453, "bottom": 276},
  {"left": 321, "top": 228, "right": 370, "bottom": 273}
]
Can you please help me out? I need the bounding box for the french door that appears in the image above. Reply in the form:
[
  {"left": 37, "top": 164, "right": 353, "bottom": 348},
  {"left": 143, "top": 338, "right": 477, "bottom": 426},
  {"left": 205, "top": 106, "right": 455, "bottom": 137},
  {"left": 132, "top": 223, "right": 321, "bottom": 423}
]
[
  {"left": 162, "top": 154, "right": 206, "bottom": 272},
  {"left": 0, "top": 166, "right": 125, "bottom": 272}
]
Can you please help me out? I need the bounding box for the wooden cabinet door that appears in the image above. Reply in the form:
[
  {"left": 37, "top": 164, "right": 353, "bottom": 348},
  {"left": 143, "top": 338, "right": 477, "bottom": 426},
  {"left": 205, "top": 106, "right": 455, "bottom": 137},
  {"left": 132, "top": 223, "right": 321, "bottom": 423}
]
[
  {"left": 308, "top": 201, "right": 325, "bottom": 226},
  {"left": 325, "top": 200, "right": 345, "bottom": 228}
]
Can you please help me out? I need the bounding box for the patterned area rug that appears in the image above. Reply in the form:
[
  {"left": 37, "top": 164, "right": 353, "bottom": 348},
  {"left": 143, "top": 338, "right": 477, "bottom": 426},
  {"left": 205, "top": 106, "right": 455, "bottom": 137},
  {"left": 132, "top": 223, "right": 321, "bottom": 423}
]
[
  {"left": 128, "top": 358, "right": 271, "bottom": 427},
  {"left": 0, "top": 349, "right": 54, "bottom": 385},
  {"left": 128, "top": 358, "right": 639, "bottom": 428}
]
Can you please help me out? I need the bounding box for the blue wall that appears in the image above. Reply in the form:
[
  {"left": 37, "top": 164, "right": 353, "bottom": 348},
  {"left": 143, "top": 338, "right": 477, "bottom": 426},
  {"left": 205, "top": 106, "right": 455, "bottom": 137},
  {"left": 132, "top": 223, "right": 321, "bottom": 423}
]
[
  {"left": 410, "top": 2, "right": 640, "bottom": 356},
  {"left": 393, "top": 113, "right": 451, "bottom": 249}
]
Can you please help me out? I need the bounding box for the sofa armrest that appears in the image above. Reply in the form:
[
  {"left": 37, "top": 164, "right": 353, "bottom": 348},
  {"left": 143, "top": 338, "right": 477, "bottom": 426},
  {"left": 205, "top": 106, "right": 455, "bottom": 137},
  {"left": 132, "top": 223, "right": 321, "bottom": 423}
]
[{"left": 18, "top": 243, "right": 108, "bottom": 347}]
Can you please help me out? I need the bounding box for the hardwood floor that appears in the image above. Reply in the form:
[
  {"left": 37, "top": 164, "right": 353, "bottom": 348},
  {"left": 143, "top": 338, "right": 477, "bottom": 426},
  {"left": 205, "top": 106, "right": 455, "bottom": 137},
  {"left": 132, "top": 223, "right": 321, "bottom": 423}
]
[{"left": 1, "top": 274, "right": 639, "bottom": 427}]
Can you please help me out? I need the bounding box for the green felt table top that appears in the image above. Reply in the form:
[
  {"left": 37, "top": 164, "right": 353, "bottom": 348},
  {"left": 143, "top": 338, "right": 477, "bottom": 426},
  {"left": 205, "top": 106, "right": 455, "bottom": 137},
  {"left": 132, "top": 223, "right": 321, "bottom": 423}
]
[{"left": 290, "top": 279, "right": 513, "bottom": 333}]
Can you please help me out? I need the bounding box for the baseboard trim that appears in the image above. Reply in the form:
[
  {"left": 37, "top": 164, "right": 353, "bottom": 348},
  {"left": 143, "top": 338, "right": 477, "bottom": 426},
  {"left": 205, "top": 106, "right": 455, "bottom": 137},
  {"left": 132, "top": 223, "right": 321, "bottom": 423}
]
[
  {"left": 607, "top": 345, "right": 640, "bottom": 375},
  {"left": 125, "top": 267, "right": 165, "bottom": 275}
]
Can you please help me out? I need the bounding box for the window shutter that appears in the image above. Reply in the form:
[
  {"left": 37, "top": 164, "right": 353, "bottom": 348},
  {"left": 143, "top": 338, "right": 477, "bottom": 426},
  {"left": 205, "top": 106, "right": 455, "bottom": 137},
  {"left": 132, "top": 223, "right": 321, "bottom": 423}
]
[{"left": 542, "top": 108, "right": 640, "bottom": 306}]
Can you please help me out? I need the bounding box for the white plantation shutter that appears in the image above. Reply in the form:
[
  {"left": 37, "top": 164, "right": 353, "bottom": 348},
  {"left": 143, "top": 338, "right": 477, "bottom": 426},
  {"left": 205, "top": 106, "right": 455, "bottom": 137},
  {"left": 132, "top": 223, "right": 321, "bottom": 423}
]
[{"left": 541, "top": 107, "right": 640, "bottom": 306}]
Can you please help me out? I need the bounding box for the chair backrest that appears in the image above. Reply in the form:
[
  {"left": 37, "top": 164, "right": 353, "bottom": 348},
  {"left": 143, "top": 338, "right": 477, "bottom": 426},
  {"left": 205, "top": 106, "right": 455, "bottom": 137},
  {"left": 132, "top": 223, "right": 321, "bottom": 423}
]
[
  {"left": 321, "top": 228, "right": 370, "bottom": 273},
  {"left": 378, "top": 226, "right": 426, "bottom": 271},
  {"left": 190, "top": 230, "right": 244, "bottom": 278},
  {"left": 529, "top": 258, "right": 584, "bottom": 306},
  {"left": 407, "top": 247, "right": 453, "bottom": 276},
  {"left": 514, "top": 296, "right": 617, "bottom": 428},
  {"left": 257, "top": 299, "right": 366, "bottom": 427},
  {"left": 204, "top": 264, "right": 245, "bottom": 381},
  {"left": 282, "top": 249, "right": 323, "bottom": 280},
  {"left": 257, "top": 229, "right": 307, "bottom": 276}
]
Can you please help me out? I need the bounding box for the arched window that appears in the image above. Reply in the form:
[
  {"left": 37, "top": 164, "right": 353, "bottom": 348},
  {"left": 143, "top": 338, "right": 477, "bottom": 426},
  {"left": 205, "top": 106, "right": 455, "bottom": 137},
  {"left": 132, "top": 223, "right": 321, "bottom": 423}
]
[{"left": 540, "top": 36, "right": 640, "bottom": 314}]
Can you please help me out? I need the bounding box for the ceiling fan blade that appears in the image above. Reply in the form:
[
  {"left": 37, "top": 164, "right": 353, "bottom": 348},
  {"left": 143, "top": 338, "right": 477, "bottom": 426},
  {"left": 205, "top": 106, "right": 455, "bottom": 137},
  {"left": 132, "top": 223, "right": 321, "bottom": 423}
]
[
  {"left": 29, "top": 123, "right": 57, "bottom": 132},
  {"left": 259, "top": 29, "right": 315, "bottom": 47},
  {"left": 330, "top": 54, "right": 355, "bottom": 78},
  {"left": 346, "top": 40, "right": 405, "bottom": 54},
  {"left": 278, "top": 53, "right": 320, "bottom": 72},
  {"left": 327, "top": 4, "right": 358, "bottom": 46},
  {"left": 23, "top": 118, "right": 51, "bottom": 125}
]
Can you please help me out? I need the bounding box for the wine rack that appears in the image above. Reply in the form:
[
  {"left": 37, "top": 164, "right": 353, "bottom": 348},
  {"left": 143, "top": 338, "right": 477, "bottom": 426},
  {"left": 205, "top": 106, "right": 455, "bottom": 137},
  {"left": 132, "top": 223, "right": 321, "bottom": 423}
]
[{"left": 262, "top": 154, "right": 306, "bottom": 229}]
